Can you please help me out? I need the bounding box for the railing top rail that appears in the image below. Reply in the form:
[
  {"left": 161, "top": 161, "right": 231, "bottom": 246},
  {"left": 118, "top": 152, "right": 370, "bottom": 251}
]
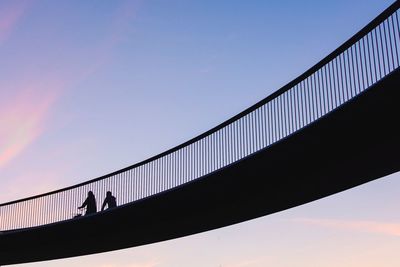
[{"left": 1, "top": 0, "right": 399, "bottom": 207}]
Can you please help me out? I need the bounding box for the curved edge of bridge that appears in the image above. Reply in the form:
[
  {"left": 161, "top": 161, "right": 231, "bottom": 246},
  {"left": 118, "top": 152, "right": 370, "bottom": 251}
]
[{"left": 1, "top": 67, "right": 400, "bottom": 265}]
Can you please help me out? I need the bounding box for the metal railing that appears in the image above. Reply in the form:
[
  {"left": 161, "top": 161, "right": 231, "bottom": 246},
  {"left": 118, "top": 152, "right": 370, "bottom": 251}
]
[{"left": 1, "top": 1, "right": 400, "bottom": 231}]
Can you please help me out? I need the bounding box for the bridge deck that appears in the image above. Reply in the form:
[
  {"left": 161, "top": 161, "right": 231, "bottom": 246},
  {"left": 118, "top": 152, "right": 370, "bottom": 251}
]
[{"left": 1, "top": 67, "right": 399, "bottom": 265}]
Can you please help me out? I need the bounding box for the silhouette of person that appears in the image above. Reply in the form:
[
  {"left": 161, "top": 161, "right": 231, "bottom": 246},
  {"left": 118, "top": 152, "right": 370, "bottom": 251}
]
[
  {"left": 101, "top": 191, "right": 117, "bottom": 211},
  {"left": 78, "top": 191, "right": 97, "bottom": 215}
]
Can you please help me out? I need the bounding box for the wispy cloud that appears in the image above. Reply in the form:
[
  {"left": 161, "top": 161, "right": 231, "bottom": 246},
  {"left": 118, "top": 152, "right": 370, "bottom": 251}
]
[
  {"left": 0, "top": 1, "right": 140, "bottom": 202},
  {"left": 0, "top": 1, "right": 139, "bottom": 170},
  {"left": 294, "top": 218, "right": 400, "bottom": 237},
  {"left": 0, "top": 0, "right": 31, "bottom": 44},
  {"left": 0, "top": 83, "right": 60, "bottom": 169}
]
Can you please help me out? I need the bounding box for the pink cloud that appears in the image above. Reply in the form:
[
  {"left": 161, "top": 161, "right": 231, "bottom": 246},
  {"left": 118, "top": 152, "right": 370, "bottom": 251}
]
[
  {"left": 0, "top": 83, "right": 61, "bottom": 169},
  {"left": 0, "top": 1, "right": 140, "bottom": 204},
  {"left": 294, "top": 218, "right": 400, "bottom": 237},
  {"left": 0, "top": 0, "right": 136, "bottom": 166},
  {"left": 0, "top": 0, "right": 31, "bottom": 44}
]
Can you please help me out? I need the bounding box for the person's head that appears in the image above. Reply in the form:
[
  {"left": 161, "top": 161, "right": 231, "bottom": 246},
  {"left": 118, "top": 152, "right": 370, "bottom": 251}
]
[
  {"left": 106, "top": 191, "right": 112, "bottom": 197},
  {"left": 88, "top": 191, "right": 94, "bottom": 198}
]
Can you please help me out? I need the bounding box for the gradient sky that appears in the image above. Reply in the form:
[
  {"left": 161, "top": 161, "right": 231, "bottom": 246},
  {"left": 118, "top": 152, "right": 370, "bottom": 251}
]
[{"left": 1, "top": 0, "right": 399, "bottom": 266}]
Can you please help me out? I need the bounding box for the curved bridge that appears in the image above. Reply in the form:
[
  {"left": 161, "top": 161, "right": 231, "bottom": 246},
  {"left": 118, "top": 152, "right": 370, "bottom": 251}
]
[{"left": 2, "top": 1, "right": 400, "bottom": 265}]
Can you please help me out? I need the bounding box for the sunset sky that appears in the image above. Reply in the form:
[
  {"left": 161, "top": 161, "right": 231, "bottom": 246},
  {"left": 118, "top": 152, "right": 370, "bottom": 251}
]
[{"left": 1, "top": 0, "right": 399, "bottom": 266}]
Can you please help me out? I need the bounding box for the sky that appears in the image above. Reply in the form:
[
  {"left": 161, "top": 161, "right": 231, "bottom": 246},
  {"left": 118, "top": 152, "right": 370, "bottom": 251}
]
[{"left": 0, "top": 0, "right": 399, "bottom": 266}]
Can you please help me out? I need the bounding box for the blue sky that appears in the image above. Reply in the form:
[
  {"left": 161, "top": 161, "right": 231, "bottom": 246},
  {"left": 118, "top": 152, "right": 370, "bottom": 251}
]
[{"left": 0, "top": 0, "right": 399, "bottom": 266}]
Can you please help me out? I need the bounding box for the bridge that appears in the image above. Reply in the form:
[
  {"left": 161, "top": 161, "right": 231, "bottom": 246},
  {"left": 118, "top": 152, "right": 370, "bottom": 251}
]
[{"left": 1, "top": 1, "right": 400, "bottom": 265}]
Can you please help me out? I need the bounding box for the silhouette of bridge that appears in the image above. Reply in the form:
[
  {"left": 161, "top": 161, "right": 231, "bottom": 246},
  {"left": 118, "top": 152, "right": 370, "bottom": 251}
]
[{"left": 2, "top": 1, "right": 400, "bottom": 265}]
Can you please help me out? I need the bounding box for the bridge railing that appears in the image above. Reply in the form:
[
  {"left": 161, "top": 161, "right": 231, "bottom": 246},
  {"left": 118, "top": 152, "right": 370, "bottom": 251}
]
[{"left": 1, "top": 1, "right": 400, "bottom": 231}]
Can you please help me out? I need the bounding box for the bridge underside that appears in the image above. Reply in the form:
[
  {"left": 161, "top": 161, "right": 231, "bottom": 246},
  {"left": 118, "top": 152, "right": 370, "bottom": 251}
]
[{"left": 1, "top": 69, "right": 400, "bottom": 265}]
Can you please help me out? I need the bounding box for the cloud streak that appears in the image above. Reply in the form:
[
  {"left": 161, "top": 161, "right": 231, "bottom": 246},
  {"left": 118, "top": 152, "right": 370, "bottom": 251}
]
[
  {"left": 0, "top": 0, "right": 31, "bottom": 44},
  {"left": 0, "top": 84, "right": 60, "bottom": 169},
  {"left": 294, "top": 218, "right": 400, "bottom": 237},
  {"left": 0, "top": 1, "right": 141, "bottom": 203},
  {"left": 0, "top": 1, "right": 139, "bottom": 170}
]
